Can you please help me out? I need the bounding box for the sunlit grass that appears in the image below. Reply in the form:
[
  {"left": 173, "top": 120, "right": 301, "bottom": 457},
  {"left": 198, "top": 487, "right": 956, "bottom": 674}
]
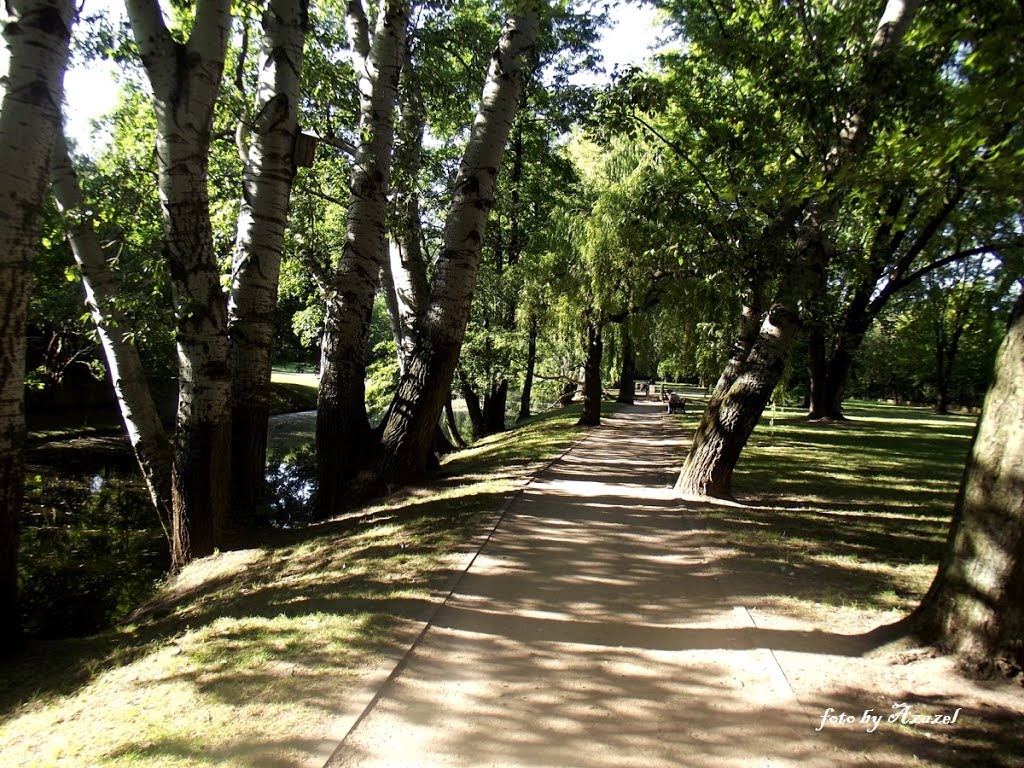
[
  {"left": 0, "top": 404, "right": 592, "bottom": 767},
  {"left": 268, "top": 370, "right": 319, "bottom": 415},
  {"left": 693, "top": 399, "right": 975, "bottom": 621}
]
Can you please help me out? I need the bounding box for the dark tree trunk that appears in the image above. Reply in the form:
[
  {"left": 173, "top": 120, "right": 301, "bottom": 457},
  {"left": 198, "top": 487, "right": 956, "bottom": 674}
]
[
  {"left": 434, "top": 424, "right": 456, "bottom": 455},
  {"left": 616, "top": 323, "right": 636, "bottom": 404},
  {"left": 557, "top": 380, "right": 576, "bottom": 407},
  {"left": 445, "top": 396, "right": 467, "bottom": 448},
  {"left": 577, "top": 321, "right": 603, "bottom": 427},
  {"left": 678, "top": 224, "right": 828, "bottom": 498},
  {"left": 518, "top": 316, "right": 537, "bottom": 420},
  {"left": 483, "top": 378, "right": 508, "bottom": 433},
  {"left": 710, "top": 278, "right": 766, "bottom": 402},
  {"left": 910, "top": 294, "right": 1024, "bottom": 674},
  {"left": 317, "top": 296, "right": 373, "bottom": 516},
  {"left": 807, "top": 323, "right": 829, "bottom": 420},
  {"left": 460, "top": 373, "right": 486, "bottom": 440},
  {"left": 823, "top": 307, "right": 874, "bottom": 419}
]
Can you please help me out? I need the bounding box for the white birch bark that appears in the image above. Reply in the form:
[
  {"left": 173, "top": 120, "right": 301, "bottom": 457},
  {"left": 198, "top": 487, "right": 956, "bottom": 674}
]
[
  {"left": 316, "top": 0, "right": 408, "bottom": 515},
  {"left": 374, "top": 11, "right": 540, "bottom": 483},
  {"left": 385, "top": 55, "right": 429, "bottom": 374},
  {"left": 126, "top": 0, "right": 233, "bottom": 566},
  {"left": 0, "top": 0, "right": 74, "bottom": 649},
  {"left": 228, "top": 0, "right": 308, "bottom": 527},
  {"left": 50, "top": 129, "right": 175, "bottom": 542}
]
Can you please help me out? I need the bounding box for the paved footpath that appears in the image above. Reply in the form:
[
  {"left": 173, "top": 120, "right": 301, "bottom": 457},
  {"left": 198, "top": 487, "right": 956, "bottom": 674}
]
[{"left": 324, "top": 402, "right": 841, "bottom": 767}]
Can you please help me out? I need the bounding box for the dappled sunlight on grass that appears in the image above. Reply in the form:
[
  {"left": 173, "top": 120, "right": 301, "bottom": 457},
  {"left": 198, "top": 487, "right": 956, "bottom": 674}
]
[
  {"left": 686, "top": 400, "right": 975, "bottom": 623},
  {"left": 0, "top": 404, "right": 593, "bottom": 768}
]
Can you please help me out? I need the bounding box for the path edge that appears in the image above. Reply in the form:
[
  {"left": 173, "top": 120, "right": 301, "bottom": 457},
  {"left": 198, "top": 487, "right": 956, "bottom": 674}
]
[{"left": 309, "top": 421, "right": 601, "bottom": 768}]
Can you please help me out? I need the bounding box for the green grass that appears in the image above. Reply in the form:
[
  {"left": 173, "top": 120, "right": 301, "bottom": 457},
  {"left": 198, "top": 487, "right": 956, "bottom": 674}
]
[
  {"left": 690, "top": 399, "right": 976, "bottom": 618},
  {"left": 268, "top": 370, "right": 319, "bottom": 415},
  {"left": 0, "top": 403, "right": 591, "bottom": 768}
]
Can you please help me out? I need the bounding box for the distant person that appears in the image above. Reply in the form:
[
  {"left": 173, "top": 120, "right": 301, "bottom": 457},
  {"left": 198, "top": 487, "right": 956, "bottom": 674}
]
[{"left": 667, "top": 390, "right": 686, "bottom": 414}]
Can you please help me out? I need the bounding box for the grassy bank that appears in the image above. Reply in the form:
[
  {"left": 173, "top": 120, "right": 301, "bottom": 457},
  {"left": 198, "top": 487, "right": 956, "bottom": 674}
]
[{"left": 2, "top": 405, "right": 588, "bottom": 768}]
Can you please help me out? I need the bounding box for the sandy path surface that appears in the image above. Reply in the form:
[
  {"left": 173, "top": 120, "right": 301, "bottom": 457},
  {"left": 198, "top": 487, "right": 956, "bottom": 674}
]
[{"left": 322, "top": 402, "right": 860, "bottom": 767}]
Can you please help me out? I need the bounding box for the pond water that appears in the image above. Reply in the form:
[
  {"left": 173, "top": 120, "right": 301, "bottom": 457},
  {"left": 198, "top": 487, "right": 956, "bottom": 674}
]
[{"left": 20, "top": 413, "right": 326, "bottom": 637}]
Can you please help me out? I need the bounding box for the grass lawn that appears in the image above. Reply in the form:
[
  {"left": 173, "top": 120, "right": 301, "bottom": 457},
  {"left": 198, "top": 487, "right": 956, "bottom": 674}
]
[
  {"left": 1, "top": 404, "right": 589, "bottom": 768},
  {"left": 269, "top": 370, "right": 319, "bottom": 415},
  {"left": 678, "top": 398, "right": 976, "bottom": 623}
]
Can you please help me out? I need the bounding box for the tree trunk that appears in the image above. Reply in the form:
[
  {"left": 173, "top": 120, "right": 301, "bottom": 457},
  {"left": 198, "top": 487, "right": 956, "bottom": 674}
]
[
  {"left": 444, "top": 396, "right": 467, "bottom": 448},
  {"left": 315, "top": 0, "right": 408, "bottom": 515},
  {"left": 460, "top": 372, "right": 486, "bottom": 440},
  {"left": 371, "top": 12, "right": 539, "bottom": 485},
  {"left": 807, "top": 322, "right": 829, "bottom": 420},
  {"left": 384, "top": 50, "right": 429, "bottom": 375},
  {"left": 127, "top": 0, "right": 234, "bottom": 564},
  {"left": 227, "top": 0, "right": 308, "bottom": 531},
  {"left": 709, "top": 245, "right": 774, "bottom": 403},
  {"left": 911, "top": 294, "right": 1024, "bottom": 674},
  {"left": 616, "top": 321, "right": 636, "bottom": 404},
  {"left": 679, "top": 221, "right": 828, "bottom": 498},
  {"left": 316, "top": 294, "right": 374, "bottom": 515},
  {"left": 0, "top": 0, "right": 74, "bottom": 651},
  {"left": 50, "top": 130, "right": 175, "bottom": 545},
  {"left": 518, "top": 315, "right": 538, "bottom": 420},
  {"left": 677, "top": 0, "right": 920, "bottom": 498},
  {"left": 578, "top": 321, "right": 603, "bottom": 427},
  {"left": 823, "top": 302, "right": 875, "bottom": 418},
  {"left": 483, "top": 377, "right": 508, "bottom": 433}
]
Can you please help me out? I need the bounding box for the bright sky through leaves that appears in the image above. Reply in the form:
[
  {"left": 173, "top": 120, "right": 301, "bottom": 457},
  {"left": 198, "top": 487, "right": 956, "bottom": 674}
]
[{"left": 47, "top": 0, "right": 663, "bottom": 152}]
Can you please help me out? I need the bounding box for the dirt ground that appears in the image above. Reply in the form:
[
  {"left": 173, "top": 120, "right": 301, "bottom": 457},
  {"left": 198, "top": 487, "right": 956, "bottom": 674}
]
[{"left": 319, "top": 401, "right": 1023, "bottom": 768}]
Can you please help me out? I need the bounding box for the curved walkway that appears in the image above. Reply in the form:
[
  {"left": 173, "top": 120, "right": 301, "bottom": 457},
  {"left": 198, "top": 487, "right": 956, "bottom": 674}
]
[{"left": 323, "top": 402, "right": 837, "bottom": 767}]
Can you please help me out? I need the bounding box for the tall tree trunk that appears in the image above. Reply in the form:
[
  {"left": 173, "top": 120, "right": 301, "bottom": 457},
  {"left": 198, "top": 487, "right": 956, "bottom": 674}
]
[
  {"left": 678, "top": 227, "right": 826, "bottom": 497},
  {"left": 316, "top": 0, "right": 408, "bottom": 516},
  {"left": 384, "top": 48, "right": 429, "bottom": 375},
  {"left": 518, "top": 314, "right": 538, "bottom": 420},
  {"left": 823, "top": 292, "right": 877, "bottom": 418},
  {"left": 483, "top": 377, "right": 508, "bottom": 432},
  {"left": 227, "top": 0, "right": 308, "bottom": 531},
  {"left": 806, "top": 322, "right": 829, "bottom": 420},
  {"left": 578, "top": 320, "right": 603, "bottom": 427},
  {"left": 910, "top": 294, "right": 1024, "bottom": 674},
  {"left": 616, "top": 321, "right": 636, "bottom": 404},
  {"left": 127, "top": 0, "right": 234, "bottom": 565},
  {"left": 459, "top": 370, "right": 486, "bottom": 440},
  {"left": 50, "top": 130, "right": 174, "bottom": 545},
  {"left": 0, "top": 0, "right": 74, "bottom": 651},
  {"left": 372, "top": 12, "right": 540, "bottom": 486},
  {"left": 708, "top": 221, "right": 781, "bottom": 403},
  {"left": 677, "top": 0, "right": 920, "bottom": 498}
]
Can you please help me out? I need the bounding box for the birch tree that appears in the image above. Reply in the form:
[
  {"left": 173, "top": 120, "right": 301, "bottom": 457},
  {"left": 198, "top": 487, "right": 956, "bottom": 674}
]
[
  {"left": 313, "top": 0, "right": 408, "bottom": 516},
  {"left": 228, "top": 0, "right": 308, "bottom": 527},
  {"left": 125, "top": 0, "right": 233, "bottom": 564},
  {"left": 50, "top": 129, "right": 174, "bottom": 545},
  {"left": 0, "top": 0, "right": 74, "bottom": 651},
  {"left": 372, "top": 8, "right": 541, "bottom": 485}
]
